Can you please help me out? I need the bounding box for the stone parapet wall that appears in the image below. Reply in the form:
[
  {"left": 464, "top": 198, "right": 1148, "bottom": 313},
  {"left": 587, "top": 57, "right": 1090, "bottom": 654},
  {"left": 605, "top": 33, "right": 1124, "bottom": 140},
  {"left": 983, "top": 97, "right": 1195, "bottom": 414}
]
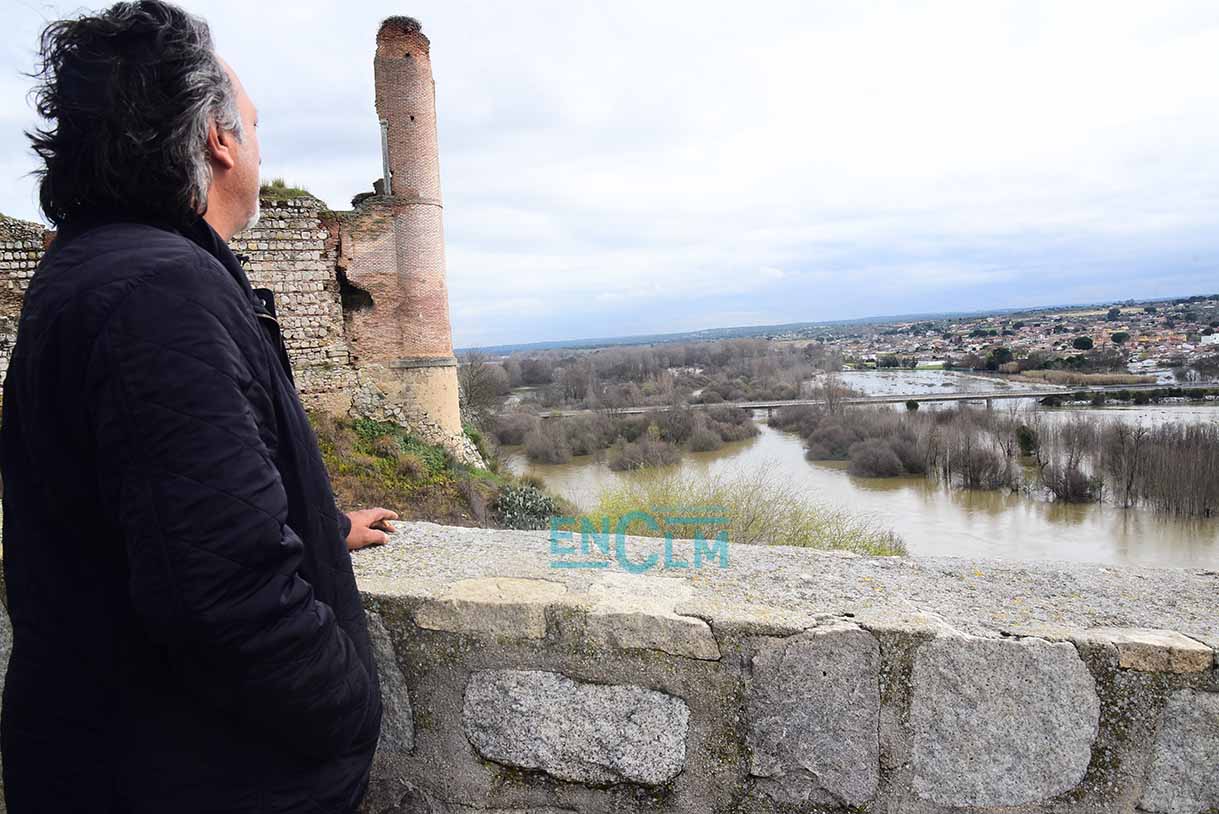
[
  {"left": 349, "top": 522, "right": 1219, "bottom": 814},
  {"left": 0, "top": 523, "right": 1215, "bottom": 812}
]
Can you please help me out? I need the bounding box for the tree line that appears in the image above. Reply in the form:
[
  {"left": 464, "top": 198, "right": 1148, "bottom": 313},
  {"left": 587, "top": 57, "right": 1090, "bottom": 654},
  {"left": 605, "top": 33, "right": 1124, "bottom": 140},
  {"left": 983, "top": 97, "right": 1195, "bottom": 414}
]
[{"left": 770, "top": 403, "right": 1219, "bottom": 517}]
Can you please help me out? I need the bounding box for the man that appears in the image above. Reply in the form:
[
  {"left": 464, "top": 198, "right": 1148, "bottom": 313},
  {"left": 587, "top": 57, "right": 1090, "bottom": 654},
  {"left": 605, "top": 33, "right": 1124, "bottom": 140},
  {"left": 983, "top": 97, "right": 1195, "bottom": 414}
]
[{"left": 1, "top": 2, "right": 399, "bottom": 811}]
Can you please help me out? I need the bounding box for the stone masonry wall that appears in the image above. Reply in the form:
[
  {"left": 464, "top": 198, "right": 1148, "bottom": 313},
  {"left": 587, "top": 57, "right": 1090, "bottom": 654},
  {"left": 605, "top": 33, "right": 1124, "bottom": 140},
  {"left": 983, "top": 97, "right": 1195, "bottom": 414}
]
[
  {"left": 1, "top": 523, "right": 1216, "bottom": 813},
  {"left": 348, "top": 522, "right": 1219, "bottom": 814},
  {"left": 0, "top": 201, "right": 478, "bottom": 463},
  {"left": 231, "top": 195, "right": 358, "bottom": 411},
  {"left": 0, "top": 215, "right": 48, "bottom": 384},
  {"left": 0, "top": 200, "right": 359, "bottom": 408}
]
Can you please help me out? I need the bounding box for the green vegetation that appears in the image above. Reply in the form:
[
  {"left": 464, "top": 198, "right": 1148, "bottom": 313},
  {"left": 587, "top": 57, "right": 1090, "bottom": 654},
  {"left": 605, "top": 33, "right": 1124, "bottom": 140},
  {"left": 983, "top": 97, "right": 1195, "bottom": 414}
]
[
  {"left": 308, "top": 411, "right": 569, "bottom": 528},
  {"left": 259, "top": 177, "right": 313, "bottom": 200},
  {"left": 493, "top": 483, "right": 560, "bottom": 530},
  {"left": 591, "top": 467, "right": 906, "bottom": 556}
]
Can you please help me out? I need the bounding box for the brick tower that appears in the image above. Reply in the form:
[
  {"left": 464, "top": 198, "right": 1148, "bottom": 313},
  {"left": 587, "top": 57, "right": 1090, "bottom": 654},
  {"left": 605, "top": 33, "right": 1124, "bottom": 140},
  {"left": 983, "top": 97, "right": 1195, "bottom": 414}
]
[{"left": 334, "top": 15, "right": 472, "bottom": 461}]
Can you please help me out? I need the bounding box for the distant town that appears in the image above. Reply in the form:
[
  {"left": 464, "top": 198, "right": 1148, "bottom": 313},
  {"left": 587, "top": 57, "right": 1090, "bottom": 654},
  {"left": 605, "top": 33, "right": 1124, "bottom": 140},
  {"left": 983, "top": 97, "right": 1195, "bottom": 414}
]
[
  {"left": 780, "top": 293, "right": 1219, "bottom": 379},
  {"left": 463, "top": 292, "right": 1219, "bottom": 383}
]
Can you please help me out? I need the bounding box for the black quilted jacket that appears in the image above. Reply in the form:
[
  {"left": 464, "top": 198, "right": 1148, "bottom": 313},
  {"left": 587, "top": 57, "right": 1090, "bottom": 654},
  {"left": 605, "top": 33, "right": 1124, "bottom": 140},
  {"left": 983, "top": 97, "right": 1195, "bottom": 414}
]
[{"left": 0, "top": 211, "right": 382, "bottom": 813}]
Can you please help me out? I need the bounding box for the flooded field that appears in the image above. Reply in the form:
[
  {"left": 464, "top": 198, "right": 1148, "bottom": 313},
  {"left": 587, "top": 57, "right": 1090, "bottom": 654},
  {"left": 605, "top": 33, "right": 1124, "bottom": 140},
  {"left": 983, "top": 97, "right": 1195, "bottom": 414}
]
[
  {"left": 834, "top": 368, "right": 1046, "bottom": 396},
  {"left": 504, "top": 374, "right": 1219, "bottom": 567}
]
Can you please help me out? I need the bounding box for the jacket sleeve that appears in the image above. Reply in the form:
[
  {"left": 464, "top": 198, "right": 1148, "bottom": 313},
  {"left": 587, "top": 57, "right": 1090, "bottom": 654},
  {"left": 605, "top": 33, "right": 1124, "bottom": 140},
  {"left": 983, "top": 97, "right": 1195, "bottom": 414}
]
[
  {"left": 337, "top": 509, "right": 352, "bottom": 548},
  {"left": 85, "top": 262, "right": 378, "bottom": 761}
]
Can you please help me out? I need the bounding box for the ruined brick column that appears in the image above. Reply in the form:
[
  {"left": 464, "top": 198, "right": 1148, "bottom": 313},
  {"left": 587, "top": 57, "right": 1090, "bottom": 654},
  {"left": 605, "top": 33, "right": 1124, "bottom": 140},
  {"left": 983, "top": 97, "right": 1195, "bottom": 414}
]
[{"left": 336, "top": 16, "right": 477, "bottom": 463}]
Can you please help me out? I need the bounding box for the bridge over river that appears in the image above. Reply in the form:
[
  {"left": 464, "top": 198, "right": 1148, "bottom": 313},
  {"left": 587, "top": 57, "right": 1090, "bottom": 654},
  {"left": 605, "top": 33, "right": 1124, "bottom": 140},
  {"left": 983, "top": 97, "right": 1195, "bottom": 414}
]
[{"left": 537, "top": 382, "right": 1176, "bottom": 418}]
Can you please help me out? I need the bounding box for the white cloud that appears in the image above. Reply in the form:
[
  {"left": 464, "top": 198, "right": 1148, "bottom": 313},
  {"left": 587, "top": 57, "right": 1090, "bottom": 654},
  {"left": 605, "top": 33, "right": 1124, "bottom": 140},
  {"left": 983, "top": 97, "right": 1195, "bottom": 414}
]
[{"left": 3, "top": 0, "right": 1219, "bottom": 346}]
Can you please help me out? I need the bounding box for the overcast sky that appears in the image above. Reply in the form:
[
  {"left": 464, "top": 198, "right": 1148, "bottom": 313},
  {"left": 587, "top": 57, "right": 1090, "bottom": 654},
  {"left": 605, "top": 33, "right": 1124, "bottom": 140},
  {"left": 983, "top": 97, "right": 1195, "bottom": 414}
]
[{"left": 4, "top": 1, "right": 1219, "bottom": 347}]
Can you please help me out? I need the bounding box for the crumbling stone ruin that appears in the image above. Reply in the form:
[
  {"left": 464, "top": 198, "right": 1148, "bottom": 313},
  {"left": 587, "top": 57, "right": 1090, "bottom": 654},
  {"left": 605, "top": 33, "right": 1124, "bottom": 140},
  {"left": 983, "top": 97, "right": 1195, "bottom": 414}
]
[{"left": 0, "top": 16, "right": 480, "bottom": 466}]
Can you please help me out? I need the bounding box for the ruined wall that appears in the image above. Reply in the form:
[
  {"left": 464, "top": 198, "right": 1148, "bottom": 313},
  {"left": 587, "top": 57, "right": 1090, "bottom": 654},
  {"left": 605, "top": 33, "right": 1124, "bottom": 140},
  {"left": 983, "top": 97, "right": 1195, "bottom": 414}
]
[
  {"left": 231, "top": 195, "right": 358, "bottom": 413},
  {"left": 0, "top": 215, "right": 47, "bottom": 384},
  {"left": 348, "top": 523, "right": 1219, "bottom": 814},
  {"left": 374, "top": 19, "right": 442, "bottom": 204},
  {"left": 0, "top": 201, "right": 479, "bottom": 463}
]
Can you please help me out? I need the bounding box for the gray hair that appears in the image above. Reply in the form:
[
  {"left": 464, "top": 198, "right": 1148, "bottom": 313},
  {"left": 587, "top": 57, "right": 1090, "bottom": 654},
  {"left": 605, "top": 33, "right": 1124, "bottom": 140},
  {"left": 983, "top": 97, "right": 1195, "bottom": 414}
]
[
  {"left": 28, "top": 0, "right": 247, "bottom": 226},
  {"left": 173, "top": 10, "right": 244, "bottom": 214}
]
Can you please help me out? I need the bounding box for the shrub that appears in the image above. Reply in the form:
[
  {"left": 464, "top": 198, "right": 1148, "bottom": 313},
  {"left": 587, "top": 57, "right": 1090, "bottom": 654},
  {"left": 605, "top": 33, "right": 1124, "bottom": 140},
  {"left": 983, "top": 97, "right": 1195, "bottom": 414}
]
[
  {"left": 493, "top": 412, "right": 537, "bottom": 446},
  {"left": 906, "top": 400, "right": 919, "bottom": 411},
  {"left": 1016, "top": 424, "right": 1038, "bottom": 456},
  {"left": 654, "top": 408, "right": 695, "bottom": 444},
  {"left": 956, "top": 444, "right": 1009, "bottom": 490},
  {"left": 394, "top": 451, "right": 426, "bottom": 480},
  {"left": 524, "top": 423, "right": 571, "bottom": 464},
  {"left": 592, "top": 467, "right": 905, "bottom": 556},
  {"left": 713, "top": 417, "right": 759, "bottom": 443},
  {"left": 689, "top": 427, "right": 724, "bottom": 452},
  {"left": 607, "top": 437, "right": 681, "bottom": 471},
  {"left": 563, "top": 415, "right": 613, "bottom": 457},
  {"left": 1041, "top": 463, "right": 1102, "bottom": 503},
  {"left": 847, "top": 440, "right": 905, "bottom": 477},
  {"left": 494, "top": 483, "right": 559, "bottom": 530},
  {"left": 371, "top": 433, "right": 401, "bottom": 457},
  {"left": 807, "top": 423, "right": 858, "bottom": 459},
  {"left": 769, "top": 404, "right": 821, "bottom": 436},
  {"left": 889, "top": 435, "right": 927, "bottom": 474}
]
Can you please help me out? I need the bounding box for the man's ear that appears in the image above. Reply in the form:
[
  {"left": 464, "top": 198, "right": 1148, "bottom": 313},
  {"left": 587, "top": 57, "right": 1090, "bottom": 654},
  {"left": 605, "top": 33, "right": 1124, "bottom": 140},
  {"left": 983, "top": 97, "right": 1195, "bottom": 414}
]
[{"left": 206, "top": 120, "right": 237, "bottom": 172}]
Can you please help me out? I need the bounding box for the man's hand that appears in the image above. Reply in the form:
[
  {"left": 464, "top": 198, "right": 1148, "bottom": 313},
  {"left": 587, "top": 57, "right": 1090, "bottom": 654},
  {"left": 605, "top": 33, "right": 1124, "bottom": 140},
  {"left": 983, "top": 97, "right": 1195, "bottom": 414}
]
[{"left": 344, "top": 508, "right": 399, "bottom": 551}]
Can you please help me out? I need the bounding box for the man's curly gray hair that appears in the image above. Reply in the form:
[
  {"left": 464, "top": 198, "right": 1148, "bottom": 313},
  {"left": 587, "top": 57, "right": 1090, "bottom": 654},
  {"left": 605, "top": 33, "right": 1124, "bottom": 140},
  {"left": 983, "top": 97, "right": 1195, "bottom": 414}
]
[{"left": 28, "top": 0, "right": 245, "bottom": 227}]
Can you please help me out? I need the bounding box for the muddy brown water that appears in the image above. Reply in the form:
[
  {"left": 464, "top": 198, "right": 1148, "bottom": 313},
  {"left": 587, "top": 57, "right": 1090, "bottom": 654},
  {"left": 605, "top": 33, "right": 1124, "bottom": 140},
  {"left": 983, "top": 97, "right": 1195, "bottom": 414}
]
[{"left": 504, "top": 372, "right": 1219, "bottom": 566}]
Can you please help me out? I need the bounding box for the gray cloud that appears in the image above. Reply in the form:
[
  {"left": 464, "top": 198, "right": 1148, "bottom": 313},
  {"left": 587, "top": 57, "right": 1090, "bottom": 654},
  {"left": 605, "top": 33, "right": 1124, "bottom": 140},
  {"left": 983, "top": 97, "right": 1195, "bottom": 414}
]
[{"left": 4, "top": 0, "right": 1219, "bottom": 347}]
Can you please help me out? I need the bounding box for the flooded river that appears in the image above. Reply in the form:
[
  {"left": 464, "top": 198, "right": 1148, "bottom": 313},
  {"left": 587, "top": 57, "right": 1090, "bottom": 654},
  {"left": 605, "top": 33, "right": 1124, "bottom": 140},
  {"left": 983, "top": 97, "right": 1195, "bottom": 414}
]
[{"left": 504, "top": 372, "right": 1219, "bottom": 567}]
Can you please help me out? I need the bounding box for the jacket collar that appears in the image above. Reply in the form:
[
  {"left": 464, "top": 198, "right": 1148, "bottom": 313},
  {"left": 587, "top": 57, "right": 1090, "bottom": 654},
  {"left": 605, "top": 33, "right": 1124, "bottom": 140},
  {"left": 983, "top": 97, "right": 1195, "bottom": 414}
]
[
  {"left": 55, "top": 210, "right": 263, "bottom": 313},
  {"left": 176, "top": 214, "right": 261, "bottom": 307}
]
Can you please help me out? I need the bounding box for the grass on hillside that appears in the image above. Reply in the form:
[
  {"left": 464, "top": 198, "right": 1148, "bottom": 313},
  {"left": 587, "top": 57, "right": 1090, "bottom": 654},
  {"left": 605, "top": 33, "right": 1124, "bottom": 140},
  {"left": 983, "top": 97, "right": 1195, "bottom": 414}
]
[
  {"left": 308, "top": 411, "right": 564, "bottom": 527},
  {"left": 590, "top": 466, "right": 906, "bottom": 556}
]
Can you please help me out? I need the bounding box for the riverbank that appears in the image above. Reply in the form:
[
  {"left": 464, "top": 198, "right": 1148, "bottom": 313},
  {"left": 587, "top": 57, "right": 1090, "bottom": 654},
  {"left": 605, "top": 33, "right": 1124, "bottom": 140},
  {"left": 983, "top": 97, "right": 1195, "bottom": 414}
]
[{"left": 504, "top": 418, "right": 1219, "bottom": 566}]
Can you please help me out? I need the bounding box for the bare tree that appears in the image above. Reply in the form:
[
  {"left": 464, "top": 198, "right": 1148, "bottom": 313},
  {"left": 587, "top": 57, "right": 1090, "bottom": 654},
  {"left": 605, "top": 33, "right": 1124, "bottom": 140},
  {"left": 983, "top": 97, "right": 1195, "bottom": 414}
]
[
  {"left": 818, "top": 365, "right": 845, "bottom": 415},
  {"left": 458, "top": 352, "right": 506, "bottom": 427}
]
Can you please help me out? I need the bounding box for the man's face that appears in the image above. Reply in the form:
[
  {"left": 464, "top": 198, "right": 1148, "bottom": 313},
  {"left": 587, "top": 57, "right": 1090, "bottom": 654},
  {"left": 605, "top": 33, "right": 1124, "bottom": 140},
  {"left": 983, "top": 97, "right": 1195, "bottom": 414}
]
[{"left": 219, "top": 56, "right": 261, "bottom": 231}]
